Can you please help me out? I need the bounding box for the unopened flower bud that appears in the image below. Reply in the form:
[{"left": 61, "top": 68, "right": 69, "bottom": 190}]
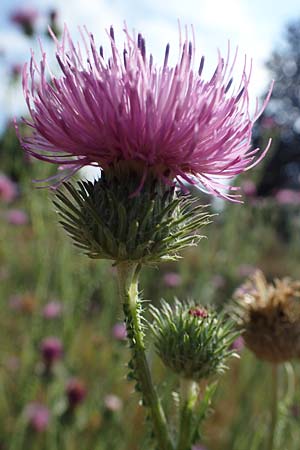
[
  {"left": 66, "top": 378, "right": 87, "bottom": 410},
  {"left": 40, "top": 337, "right": 63, "bottom": 368},
  {"left": 151, "top": 299, "right": 238, "bottom": 381}
]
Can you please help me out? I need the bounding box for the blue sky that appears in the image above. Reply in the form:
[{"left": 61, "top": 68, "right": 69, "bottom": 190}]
[{"left": 1, "top": 0, "right": 300, "bottom": 130}]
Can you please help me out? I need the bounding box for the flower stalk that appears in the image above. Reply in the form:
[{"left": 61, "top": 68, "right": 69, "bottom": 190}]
[
  {"left": 177, "top": 379, "right": 199, "bottom": 450},
  {"left": 117, "top": 262, "right": 173, "bottom": 450},
  {"left": 267, "top": 363, "right": 279, "bottom": 450}
]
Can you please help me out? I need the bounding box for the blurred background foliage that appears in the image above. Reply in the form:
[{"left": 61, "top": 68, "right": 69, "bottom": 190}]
[{"left": 1, "top": 6, "right": 300, "bottom": 450}]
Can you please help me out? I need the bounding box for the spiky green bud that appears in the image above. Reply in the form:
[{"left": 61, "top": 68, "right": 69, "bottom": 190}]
[
  {"left": 150, "top": 299, "right": 239, "bottom": 381},
  {"left": 53, "top": 164, "right": 211, "bottom": 264}
]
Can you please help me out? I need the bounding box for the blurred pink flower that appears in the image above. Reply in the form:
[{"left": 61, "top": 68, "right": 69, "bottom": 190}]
[
  {"left": 42, "top": 301, "right": 62, "bottom": 319},
  {"left": 230, "top": 336, "right": 244, "bottom": 353},
  {"left": 25, "top": 402, "right": 50, "bottom": 432},
  {"left": 112, "top": 322, "right": 127, "bottom": 341},
  {"left": 192, "top": 445, "right": 207, "bottom": 450},
  {"left": 5, "top": 209, "right": 28, "bottom": 225},
  {"left": 163, "top": 272, "right": 182, "bottom": 288},
  {"left": 0, "top": 174, "right": 18, "bottom": 203},
  {"left": 275, "top": 189, "right": 300, "bottom": 205},
  {"left": 8, "top": 294, "right": 35, "bottom": 313},
  {"left": 19, "top": 25, "right": 272, "bottom": 200},
  {"left": 10, "top": 7, "right": 38, "bottom": 24},
  {"left": 104, "top": 394, "right": 123, "bottom": 412},
  {"left": 10, "top": 7, "right": 38, "bottom": 36},
  {"left": 40, "top": 337, "right": 63, "bottom": 366},
  {"left": 241, "top": 179, "right": 256, "bottom": 197},
  {"left": 66, "top": 378, "right": 87, "bottom": 409},
  {"left": 11, "top": 63, "right": 22, "bottom": 79}
]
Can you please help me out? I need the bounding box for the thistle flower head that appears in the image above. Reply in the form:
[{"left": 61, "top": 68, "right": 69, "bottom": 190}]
[
  {"left": 25, "top": 402, "right": 50, "bottom": 432},
  {"left": 5, "top": 209, "right": 28, "bottom": 225},
  {"left": 0, "top": 173, "right": 18, "bottom": 203},
  {"left": 66, "top": 378, "right": 87, "bottom": 409},
  {"left": 104, "top": 394, "right": 123, "bottom": 412},
  {"left": 112, "top": 322, "right": 127, "bottom": 340},
  {"left": 234, "top": 270, "right": 300, "bottom": 363},
  {"left": 10, "top": 7, "right": 38, "bottom": 36},
  {"left": 150, "top": 299, "right": 238, "bottom": 381},
  {"left": 40, "top": 336, "right": 63, "bottom": 366},
  {"left": 19, "top": 24, "right": 272, "bottom": 201},
  {"left": 42, "top": 301, "right": 62, "bottom": 319}
]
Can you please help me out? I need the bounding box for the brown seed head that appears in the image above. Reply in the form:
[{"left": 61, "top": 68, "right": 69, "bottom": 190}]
[{"left": 234, "top": 270, "right": 300, "bottom": 363}]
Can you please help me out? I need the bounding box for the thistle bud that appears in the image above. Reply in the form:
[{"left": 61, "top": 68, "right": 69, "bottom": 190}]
[
  {"left": 54, "top": 163, "right": 211, "bottom": 264},
  {"left": 40, "top": 337, "right": 63, "bottom": 373},
  {"left": 233, "top": 270, "right": 300, "bottom": 363},
  {"left": 66, "top": 378, "right": 87, "bottom": 410},
  {"left": 150, "top": 299, "right": 238, "bottom": 381}
]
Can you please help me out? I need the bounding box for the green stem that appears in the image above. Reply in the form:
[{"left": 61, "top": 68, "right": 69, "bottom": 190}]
[
  {"left": 117, "top": 262, "right": 174, "bottom": 450},
  {"left": 284, "top": 362, "right": 295, "bottom": 404},
  {"left": 176, "top": 379, "right": 198, "bottom": 450},
  {"left": 267, "top": 364, "right": 279, "bottom": 450}
]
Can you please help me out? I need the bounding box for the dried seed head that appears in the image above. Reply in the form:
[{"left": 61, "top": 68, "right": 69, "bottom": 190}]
[{"left": 234, "top": 270, "right": 300, "bottom": 363}]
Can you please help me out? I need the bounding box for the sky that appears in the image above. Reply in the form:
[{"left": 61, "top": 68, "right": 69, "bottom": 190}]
[{"left": 0, "top": 0, "right": 300, "bottom": 131}]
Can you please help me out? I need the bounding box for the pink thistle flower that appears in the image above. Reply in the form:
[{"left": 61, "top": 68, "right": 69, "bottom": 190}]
[
  {"left": 104, "top": 394, "right": 123, "bottom": 412},
  {"left": 25, "top": 402, "right": 50, "bottom": 432},
  {"left": 42, "top": 301, "right": 62, "bottom": 319},
  {"left": 241, "top": 179, "right": 256, "bottom": 197},
  {"left": 10, "top": 7, "right": 38, "bottom": 36},
  {"left": 40, "top": 336, "right": 63, "bottom": 367},
  {"left": 112, "top": 322, "right": 127, "bottom": 340},
  {"left": 230, "top": 336, "right": 245, "bottom": 353},
  {"left": 66, "top": 378, "right": 87, "bottom": 409},
  {"left": 5, "top": 209, "right": 28, "bottom": 225},
  {"left": 18, "top": 25, "right": 272, "bottom": 201},
  {"left": 163, "top": 272, "right": 182, "bottom": 288},
  {"left": 188, "top": 306, "right": 209, "bottom": 318},
  {"left": 275, "top": 189, "right": 300, "bottom": 205},
  {"left": 0, "top": 173, "right": 18, "bottom": 203}
]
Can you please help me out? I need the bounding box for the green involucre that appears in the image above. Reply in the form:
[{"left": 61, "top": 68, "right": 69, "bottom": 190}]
[
  {"left": 53, "top": 165, "right": 211, "bottom": 263},
  {"left": 150, "top": 299, "right": 239, "bottom": 381}
]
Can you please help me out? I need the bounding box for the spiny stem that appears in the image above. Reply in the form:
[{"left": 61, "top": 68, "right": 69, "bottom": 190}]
[
  {"left": 176, "top": 379, "right": 198, "bottom": 450},
  {"left": 117, "top": 262, "right": 174, "bottom": 450},
  {"left": 267, "top": 363, "right": 279, "bottom": 450}
]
